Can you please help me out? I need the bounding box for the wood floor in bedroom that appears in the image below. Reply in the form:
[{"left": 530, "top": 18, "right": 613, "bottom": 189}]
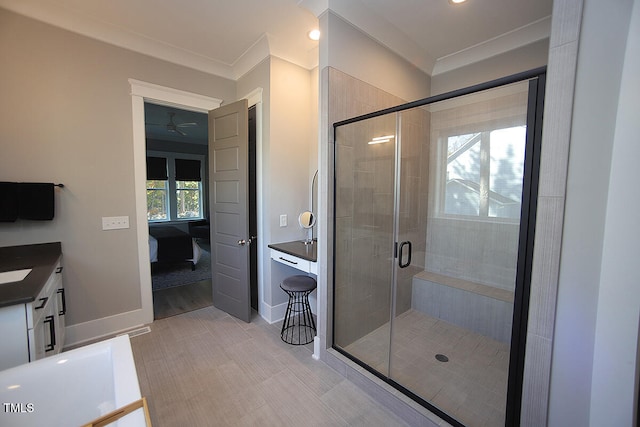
[
  {"left": 129, "top": 305, "right": 409, "bottom": 427},
  {"left": 152, "top": 279, "right": 213, "bottom": 319}
]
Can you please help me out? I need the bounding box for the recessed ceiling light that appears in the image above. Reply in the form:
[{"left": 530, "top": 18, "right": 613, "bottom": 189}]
[
  {"left": 449, "top": 0, "right": 467, "bottom": 4},
  {"left": 308, "top": 29, "right": 321, "bottom": 41}
]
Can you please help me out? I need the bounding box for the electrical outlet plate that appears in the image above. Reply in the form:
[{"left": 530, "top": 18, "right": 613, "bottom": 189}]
[{"left": 102, "top": 216, "right": 130, "bottom": 230}]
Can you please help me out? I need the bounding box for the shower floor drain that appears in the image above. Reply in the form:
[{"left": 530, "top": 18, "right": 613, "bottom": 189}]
[{"left": 435, "top": 353, "right": 449, "bottom": 363}]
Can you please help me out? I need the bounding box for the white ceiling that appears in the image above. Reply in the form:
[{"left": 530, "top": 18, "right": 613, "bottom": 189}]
[
  {"left": 362, "top": 0, "right": 552, "bottom": 59},
  {"left": 1, "top": 0, "right": 553, "bottom": 144},
  {"left": 0, "top": 0, "right": 553, "bottom": 79}
]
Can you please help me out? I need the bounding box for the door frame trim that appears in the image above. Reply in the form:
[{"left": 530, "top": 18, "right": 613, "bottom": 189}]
[
  {"left": 130, "top": 80, "right": 265, "bottom": 324},
  {"left": 129, "top": 79, "right": 223, "bottom": 323},
  {"left": 241, "top": 88, "right": 265, "bottom": 318}
]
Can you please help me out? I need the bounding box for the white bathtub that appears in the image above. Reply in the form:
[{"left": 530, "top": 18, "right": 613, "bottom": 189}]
[{"left": 0, "top": 335, "right": 145, "bottom": 427}]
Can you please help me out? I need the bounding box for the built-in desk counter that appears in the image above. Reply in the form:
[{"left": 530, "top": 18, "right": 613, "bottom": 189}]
[{"left": 268, "top": 240, "right": 317, "bottom": 275}]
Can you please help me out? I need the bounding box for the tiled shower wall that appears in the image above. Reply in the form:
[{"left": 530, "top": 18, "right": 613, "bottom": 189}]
[
  {"left": 396, "top": 107, "right": 430, "bottom": 315},
  {"left": 331, "top": 67, "right": 429, "bottom": 347},
  {"left": 426, "top": 88, "right": 529, "bottom": 291}
]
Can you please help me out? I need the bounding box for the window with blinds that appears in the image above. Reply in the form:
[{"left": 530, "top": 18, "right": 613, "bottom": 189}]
[{"left": 146, "top": 154, "right": 204, "bottom": 221}]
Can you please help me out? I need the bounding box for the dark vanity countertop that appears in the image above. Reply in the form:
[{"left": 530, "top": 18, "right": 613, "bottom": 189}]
[
  {"left": 0, "top": 242, "right": 62, "bottom": 308},
  {"left": 268, "top": 240, "right": 317, "bottom": 262}
]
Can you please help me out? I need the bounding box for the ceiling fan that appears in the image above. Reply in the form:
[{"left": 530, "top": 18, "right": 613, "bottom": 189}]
[{"left": 147, "top": 112, "right": 198, "bottom": 136}]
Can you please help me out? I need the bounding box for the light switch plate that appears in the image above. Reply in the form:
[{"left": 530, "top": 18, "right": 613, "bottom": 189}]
[
  {"left": 102, "top": 216, "right": 130, "bottom": 230},
  {"left": 279, "top": 214, "right": 287, "bottom": 227}
]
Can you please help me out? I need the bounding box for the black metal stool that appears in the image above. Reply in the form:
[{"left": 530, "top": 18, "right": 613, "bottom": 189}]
[{"left": 280, "top": 275, "right": 317, "bottom": 345}]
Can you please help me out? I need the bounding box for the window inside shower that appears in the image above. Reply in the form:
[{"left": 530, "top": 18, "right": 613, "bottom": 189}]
[
  {"left": 443, "top": 126, "right": 526, "bottom": 220},
  {"left": 332, "top": 70, "right": 545, "bottom": 427}
]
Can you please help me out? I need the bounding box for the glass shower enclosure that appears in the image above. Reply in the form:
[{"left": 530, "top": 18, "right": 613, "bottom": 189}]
[{"left": 332, "top": 69, "right": 546, "bottom": 427}]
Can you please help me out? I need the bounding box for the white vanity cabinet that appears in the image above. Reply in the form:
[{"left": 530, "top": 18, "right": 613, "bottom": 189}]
[
  {"left": 270, "top": 249, "right": 317, "bottom": 274},
  {"left": 268, "top": 241, "right": 317, "bottom": 275},
  {"left": 0, "top": 255, "right": 66, "bottom": 371},
  {"left": 29, "top": 260, "right": 65, "bottom": 362}
]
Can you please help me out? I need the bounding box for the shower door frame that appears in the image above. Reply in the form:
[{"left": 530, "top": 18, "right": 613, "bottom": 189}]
[{"left": 331, "top": 67, "right": 546, "bottom": 427}]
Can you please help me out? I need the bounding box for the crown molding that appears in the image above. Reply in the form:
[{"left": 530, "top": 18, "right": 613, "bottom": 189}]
[
  {"left": 432, "top": 16, "right": 552, "bottom": 76},
  {"left": 2, "top": 0, "right": 551, "bottom": 81},
  {"left": 0, "top": 0, "right": 236, "bottom": 80},
  {"left": 321, "top": 0, "right": 436, "bottom": 74},
  {"left": 299, "top": 0, "right": 551, "bottom": 77},
  {"left": 231, "top": 34, "right": 272, "bottom": 80},
  {"left": 297, "top": 0, "right": 328, "bottom": 18},
  {"left": 1, "top": 0, "right": 320, "bottom": 81}
]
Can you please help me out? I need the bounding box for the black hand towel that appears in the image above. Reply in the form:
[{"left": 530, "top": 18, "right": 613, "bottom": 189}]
[
  {"left": 0, "top": 182, "right": 19, "bottom": 222},
  {"left": 18, "top": 182, "right": 55, "bottom": 220}
]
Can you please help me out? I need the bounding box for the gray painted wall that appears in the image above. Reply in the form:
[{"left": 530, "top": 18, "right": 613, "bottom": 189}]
[
  {"left": 0, "top": 8, "right": 236, "bottom": 327},
  {"left": 238, "top": 56, "right": 317, "bottom": 312},
  {"left": 0, "top": 7, "right": 319, "bottom": 332},
  {"left": 322, "top": 11, "right": 431, "bottom": 103}
]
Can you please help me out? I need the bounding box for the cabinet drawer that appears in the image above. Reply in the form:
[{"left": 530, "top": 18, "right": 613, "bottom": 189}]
[
  {"left": 271, "top": 249, "right": 312, "bottom": 273},
  {"left": 26, "top": 259, "right": 62, "bottom": 329},
  {"left": 32, "top": 293, "right": 57, "bottom": 361}
]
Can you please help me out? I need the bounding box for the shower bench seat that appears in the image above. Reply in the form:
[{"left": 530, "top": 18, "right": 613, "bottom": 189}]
[
  {"left": 412, "top": 270, "right": 515, "bottom": 343},
  {"left": 413, "top": 270, "right": 514, "bottom": 303}
]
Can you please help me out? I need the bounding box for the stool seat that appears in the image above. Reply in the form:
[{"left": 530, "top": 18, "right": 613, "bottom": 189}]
[
  {"left": 279, "top": 275, "right": 317, "bottom": 345},
  {"left": 281, "top": 275, "right": 317, "bottom": 293}
]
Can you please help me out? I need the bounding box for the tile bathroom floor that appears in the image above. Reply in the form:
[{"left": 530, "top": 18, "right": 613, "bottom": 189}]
[
  {"left": 344, "top": 309, "right": 509, "bottom": 427},
  {"left": 129, "top": 305, "right": 410, "bottom": 427}
]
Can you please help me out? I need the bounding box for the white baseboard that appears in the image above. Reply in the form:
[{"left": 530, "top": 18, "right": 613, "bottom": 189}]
[
  {"left": 259, "top": 301, "right": 288, "bottom": 324},
  {"left": 64, "top": 308, "right": 150, "bottom": 348},
  {"left": 66, "top": 300, "right": 293, "bottom": 347},
  {"left": 259, "top": 298, "right": 318, "bottom": 325}
]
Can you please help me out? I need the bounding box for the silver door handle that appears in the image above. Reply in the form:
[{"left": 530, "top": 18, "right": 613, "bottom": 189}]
[{"left": 237, "top": 236, "right": 257, "bottom": 246}]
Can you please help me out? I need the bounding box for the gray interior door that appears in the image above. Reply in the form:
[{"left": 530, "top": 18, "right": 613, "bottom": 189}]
[{"left": 208, "top": 99, "right": 250, "bottom": 322}]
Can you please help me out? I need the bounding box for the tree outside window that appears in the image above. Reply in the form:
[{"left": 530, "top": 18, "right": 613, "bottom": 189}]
[
  {"left": 146, "top": 153, "right": 205, "bottom": 222},
  {"left": 176, "top": 180, "right": 202, "bottom": 218},
  {"left": 147, "top": 180, "right": 168, "bottom": 220},
  {"left": 444, "top": 126, "right": 526, "bottom": 219}
]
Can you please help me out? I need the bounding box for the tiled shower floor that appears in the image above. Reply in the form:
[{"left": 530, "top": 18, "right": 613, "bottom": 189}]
[{"left": 343, "top": 309, "right": 509, "bottom": 427}]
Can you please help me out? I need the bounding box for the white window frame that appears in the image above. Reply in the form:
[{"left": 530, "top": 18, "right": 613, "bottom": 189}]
[
  {"left": 146, "top": 150, "right": 206, "bottom": 223},
  {"left": 435, "top": 122, "right": 526, "bottom": 223},
  {"left": 146, "top": 179, "right": 169, "bottom": 221}
]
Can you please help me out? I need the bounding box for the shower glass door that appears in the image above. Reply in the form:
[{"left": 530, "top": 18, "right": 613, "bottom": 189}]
[
  {"left": 333, "top": 72, "right": 544, "bottom": 427},
  {"left": 334, "top": 112, "right": 397, "bottom": 377}
]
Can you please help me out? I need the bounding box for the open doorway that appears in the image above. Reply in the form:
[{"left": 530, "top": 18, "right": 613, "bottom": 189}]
[
  {"left": 130, "top": 79, "right": 262, "bottom": 325},
  {"left": 144, "top": 102, "right": 213, "bottom": 319},
  {"left": 144, "top": 102, "right": 259, "bottom": 319}
]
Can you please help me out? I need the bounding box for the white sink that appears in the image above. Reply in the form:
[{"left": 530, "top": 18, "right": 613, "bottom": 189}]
[{"left": 0, "top": 269, "right": 32, "bottom": 284}]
